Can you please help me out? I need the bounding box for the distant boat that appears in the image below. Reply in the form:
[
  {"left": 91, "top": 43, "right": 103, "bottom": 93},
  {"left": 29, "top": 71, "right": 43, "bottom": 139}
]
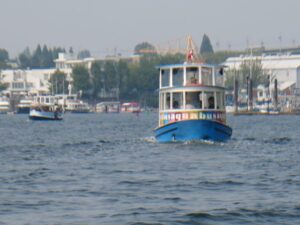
[
  {"left": 17, "top": 98, "right": 33, "bottom": 114},
  {"left": 154, "top": 36, "right": 232, "bottom": 143},
  {"left": 29, "top": 96, "right": 63, "bottom": 120},
  {"left": 56, "top": 94, "right": 90, "bottom": 113},
  {"left": 121, "top": 102, "right": 141, "bottom": 113},
  {"left": 96, "top": 101, "right": 120, "bottom": 113},
  {"left": 0, "top": 98, "right": 10, "bottom": 114}
]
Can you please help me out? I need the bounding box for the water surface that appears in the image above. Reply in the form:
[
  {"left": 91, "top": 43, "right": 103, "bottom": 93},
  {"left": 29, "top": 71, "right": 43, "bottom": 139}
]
[{"left": 1, "top": 113, "right": 300, "bottom": 224}]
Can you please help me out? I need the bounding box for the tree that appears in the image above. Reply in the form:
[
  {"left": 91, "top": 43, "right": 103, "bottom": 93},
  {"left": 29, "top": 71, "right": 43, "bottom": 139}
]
[
  {"left": 103, "top": 61, "right": 118, "bottom": 92},
  {"left": 134, "top": 42, "right": 156, "bottom": 55},
  {"left": 77, "top": 50, "right": 91, "bottom": 59},
  {"left": 71, "top": 65, "right": 91, "bottom": 96},
  {"left": 0, "top": 49, "right": 9, "bottom": 62},
  {"left": 90, "top": 61, "right": 105, "bottom": 98},
  {"left": 200, "top": 34, "right": 214, "bottom": 55},
  {"left": 225, "top": 59, "right": 268, "bottom": 89},
  {"left": 41, "top": 45, "right": 53, "bottom": 68},
  {"left": 0, "top": 82, "right": 8, "bottom": 92},
  {"left": 69, "top": 47, "right": 74, "bottom": 55},
  {"left": 31, "top": 44, "right": 42, "bottom": 68},
  {"left": 117, "top": 60, "right": 130, "bottom": 98},
  {"left": 49, "top": 70, "right": 68, "bottom": 95},
  {"left": 18, "top": 47, "right": 32, "bottom": 69}
]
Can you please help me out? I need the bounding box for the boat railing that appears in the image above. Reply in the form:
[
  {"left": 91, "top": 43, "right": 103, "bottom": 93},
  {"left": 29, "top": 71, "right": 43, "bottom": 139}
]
[
  {"left": 160, "top": 65, "right": 224, "bottom": 89},
  {"left": 158, "top": 109, "right": 226, "bottom": 126}
]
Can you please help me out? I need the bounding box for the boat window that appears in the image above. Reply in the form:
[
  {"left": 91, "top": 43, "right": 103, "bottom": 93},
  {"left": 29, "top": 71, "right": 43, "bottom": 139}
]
[
  {"left": 161, "top": 69, "right": 170, "bottom": 87},
  {"left": 185, "top": 92, "right": 202, "bottom": 109},
  {"left": 203, "top": 91, "right": 215, "bottom": 109},
  {"left": 186, "top": 67, "right": 199, "bottom": 85},
  {"left": 172, "top": 92, "right": 183, "bottom": 109},
  {"left": 216, "top": 92, "right": 225, "bottom": 110},
  {"left": 215, "top": 68, "right": 224, "bottom": 86},
  {"left": 165, "top": 92, "right": 171, "bottom": 110},
  {"left": 172, "top": 68, "right": 183, "bottom": 87},
  {"left": 202, "top": 67, "right": 213, "bottom": 86}
]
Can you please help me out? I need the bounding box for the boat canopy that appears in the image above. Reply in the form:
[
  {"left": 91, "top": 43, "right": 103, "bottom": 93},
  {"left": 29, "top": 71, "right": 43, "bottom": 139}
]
[
  {"left": 159, "top": 89, "right": 225, "bottom": 111},
  {"left": 158, "top": 63, "right": 224, "bottom": 89}
]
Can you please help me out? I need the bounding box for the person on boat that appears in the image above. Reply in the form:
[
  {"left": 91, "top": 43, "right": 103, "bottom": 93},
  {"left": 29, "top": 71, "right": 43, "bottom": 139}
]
[
  {"left": 185, "top": 93, "right": 197, "bottom": 109},
  {"left": 173, "top": 100, "right": 179, "bottom": 109},
  {"left": 166, "top": 96, "right": 171, "bottom": 109},
  {"left": 198, "top": 92, "right": 203, "bottom": 109},
  {"left": 208, "top": 96, "right": 215, "bottom": 109}
]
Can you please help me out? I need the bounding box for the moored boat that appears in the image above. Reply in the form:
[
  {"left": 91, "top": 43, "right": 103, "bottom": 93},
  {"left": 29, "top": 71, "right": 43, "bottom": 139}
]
[
  {"left": 0, "top": 97, "right": 10, "bottom": 114},
  {"left": 96, "top": 101, "right": 120, "bottom": 113},
  {"left": 154, "top": 37, "right": 232, "bottom": 142},
  {"left": 121, "top": 102, "right": 141, "bottom": 113},
  {"left": 17, "top": 98, "right": 33, "bottom": 114},
  {"left": 56, "top": 94, "right": 90, "bottom": 113}
]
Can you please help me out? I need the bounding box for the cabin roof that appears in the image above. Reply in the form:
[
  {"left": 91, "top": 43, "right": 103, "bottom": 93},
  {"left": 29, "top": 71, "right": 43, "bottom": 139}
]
[{"left": 156, "top": 62, "right": 217, "bottom": 69}]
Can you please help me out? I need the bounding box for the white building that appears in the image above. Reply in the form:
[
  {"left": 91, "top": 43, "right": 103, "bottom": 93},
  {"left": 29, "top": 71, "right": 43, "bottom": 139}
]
[
  {"left": 0, "top": 68, "right": 56, "bottom": 95},
  {"left": 0, "top": 53, "right": 93, "bottom": 96},
  {"left": 54, "top": 53, "right": 95, "bottom": 74},
  {"left": 223, "top": 54, "right": 300, "bottom": 95},
  {"left": 0, "top": 52, "right": 140, "bottom": 96}
]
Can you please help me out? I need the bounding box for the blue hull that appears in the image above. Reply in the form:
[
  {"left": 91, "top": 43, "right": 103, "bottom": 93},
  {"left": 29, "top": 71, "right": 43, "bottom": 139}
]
[
  {"left": 154, "top": 120, "right": 232, "bottom": 143},
  {"left": 29, "top": 116, "right": 62, "bottom": 121}
]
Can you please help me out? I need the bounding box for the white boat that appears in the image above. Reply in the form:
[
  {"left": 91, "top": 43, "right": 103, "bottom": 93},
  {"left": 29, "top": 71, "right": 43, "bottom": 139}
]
[
  {"left": 56, "top": 94, "right": 90, "bottom": 113},
  {"left": 96, "top": 101, "right": 120, "bottom": 113},
  {"left": 121, "top": 102, "right": 141, "bottom": 113},
  {"left": 0, "top": 98, "right": 10, "bottom": 114},
  {"left": 17, "top": 98, "right": 33, "bottom": 114},
  {"left": 29, "top": 96, "right": 63, "bottom": 120}
]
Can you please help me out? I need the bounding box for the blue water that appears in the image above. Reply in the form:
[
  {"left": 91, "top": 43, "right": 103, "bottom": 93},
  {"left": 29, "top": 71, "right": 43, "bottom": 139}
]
[{"left": 1, "top": 113, "right": 300, "bottom": 225}]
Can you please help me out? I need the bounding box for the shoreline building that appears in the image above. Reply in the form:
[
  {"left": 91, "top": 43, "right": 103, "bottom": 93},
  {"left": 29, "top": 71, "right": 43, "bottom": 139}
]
[
  {"left": 223, "top": 54, "right": 300, "bottom": 111},
  {"left": 0, "top": 53, "right": 140, "bottom": 97},
  {"left": 223, "top": 54, "right": 300, "bottom": 95}
]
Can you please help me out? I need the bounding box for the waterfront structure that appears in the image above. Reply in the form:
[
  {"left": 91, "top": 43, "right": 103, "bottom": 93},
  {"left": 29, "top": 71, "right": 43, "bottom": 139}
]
[
  {"left": 96, "top": 102, "right": 120, "bottom": 113},
  {"left": 223, "top": 54, "right": 300, "bottom": 95}
]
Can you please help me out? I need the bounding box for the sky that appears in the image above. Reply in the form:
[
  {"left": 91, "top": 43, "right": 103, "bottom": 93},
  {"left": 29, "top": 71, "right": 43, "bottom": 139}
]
[{"left": 1, "top": 0, "right": 300, "bottom": 57}]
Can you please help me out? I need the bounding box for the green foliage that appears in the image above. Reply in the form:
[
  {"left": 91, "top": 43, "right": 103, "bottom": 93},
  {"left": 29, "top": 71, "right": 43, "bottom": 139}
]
[
  {"left": 0, "top": 82, "right": 8, "bottom": 92},
  {"left": 203, "top": 50, "right": 245, "bottom": 64},
  {"left": 69, "top": 47, "right": 74, "bottom": 55},
  {"left": 200, "top": 34, "right": 214, "bottom": 55},
  {"left": 225, "top": 59, "right": 269, "bottom": 89},
  {"left": 90, "top": 61, "right": 104, "bottom": 98},
  {"left": 103, "top": 61, "right": 118, "bottom": 92},
  {"left": 49, "top": 70, "right": 68, "bottom": 95},
  {"left": 0, "top": 49, "right": 9, "bottom": 62},
  {"left": 0, "top": 49, "right": 10, "bottom": 69},
  {"left": 71, "top": 65, "right": 91, "bottom": 96},
  {"left": 134, "top": 42, "right": 156, "bottom": 55},
  {"left": 18, "top": 45, "right": 66, "bottom": 69},
  {"left": 77, "top": 50, "right": 91, "bottom": 59}
]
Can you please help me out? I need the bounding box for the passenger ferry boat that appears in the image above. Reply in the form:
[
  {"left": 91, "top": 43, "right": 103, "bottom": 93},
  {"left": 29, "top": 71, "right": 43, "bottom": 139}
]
[
  {"left": 29, "top": 95, "right": 63, "bottom": 120},
  {"left": 154, "top": 37, "right": 232, "bottom": 142}
]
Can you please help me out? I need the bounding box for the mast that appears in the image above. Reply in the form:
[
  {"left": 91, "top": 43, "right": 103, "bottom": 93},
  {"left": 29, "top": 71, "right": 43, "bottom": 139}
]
[{"left": 185, "top": 35, "right": 202, "bottom": 63}]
